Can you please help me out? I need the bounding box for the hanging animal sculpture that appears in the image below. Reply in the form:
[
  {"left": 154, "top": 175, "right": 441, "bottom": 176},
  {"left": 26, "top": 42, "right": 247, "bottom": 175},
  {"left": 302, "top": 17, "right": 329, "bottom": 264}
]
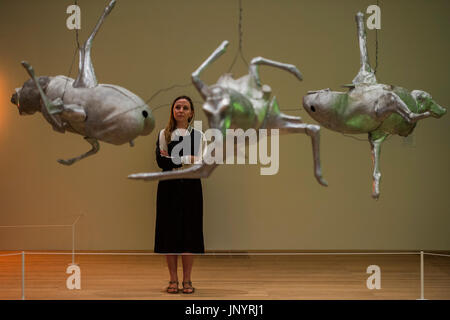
[
  {"left": 10, "top": 0, "right": 155, "bottom": 165},
  {"left": 302, "top": 12, "right": 446, "bottom": 199},
  {"left": 129, "top": 40, "right": 327, "bottom": 186}
]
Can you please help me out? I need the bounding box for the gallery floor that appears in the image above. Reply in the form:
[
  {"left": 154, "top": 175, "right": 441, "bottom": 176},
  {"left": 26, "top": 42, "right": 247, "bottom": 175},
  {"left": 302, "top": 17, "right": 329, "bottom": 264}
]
[{"left": 0, "top": 251, "right": 449, "bottom": 300}]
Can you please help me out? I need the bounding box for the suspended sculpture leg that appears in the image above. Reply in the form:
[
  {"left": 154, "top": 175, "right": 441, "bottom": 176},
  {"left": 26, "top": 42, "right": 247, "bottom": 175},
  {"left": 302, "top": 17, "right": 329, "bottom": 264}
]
[
  {"left": 249, "top": 57, "right": 303, "bottom": 87},
  {"left": 128, "top": 142, "right": 220, "bottom": 181},
  {"left": 266, "top": 111, "right": 327, "bottom": 187},
  {"left": 192, "top": 40, "right": 229, "bottom": 99},
  {"left": 375, "top": 92, "right": 431, "bottom": 123},
  {"left": 368, "top": 132, "right": 388, "bottom": 200},
  {"left": 57, "top": 137, "right": 100, "bottom": 166},
  {"left": 73, "top": 0, "right": 116, "bottom": 88},
  {"left": 128, "top": 162, "right": 219, "bottom": 182},
  {"left": 352, "top": 12, "right": 377, "bottom": 84}
]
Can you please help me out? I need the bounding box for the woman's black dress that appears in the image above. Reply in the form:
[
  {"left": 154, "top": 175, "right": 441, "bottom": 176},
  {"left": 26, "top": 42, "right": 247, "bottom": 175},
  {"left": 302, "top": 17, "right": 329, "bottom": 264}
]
[{"left": 154, "top": 128, "right": 204, "bottom": 253}]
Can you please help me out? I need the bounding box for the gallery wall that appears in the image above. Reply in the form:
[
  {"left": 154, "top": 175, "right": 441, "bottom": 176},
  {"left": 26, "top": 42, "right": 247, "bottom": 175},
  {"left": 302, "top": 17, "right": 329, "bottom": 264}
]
[{"left": 0, "top": 0, "right": 448, "bottom": 251}]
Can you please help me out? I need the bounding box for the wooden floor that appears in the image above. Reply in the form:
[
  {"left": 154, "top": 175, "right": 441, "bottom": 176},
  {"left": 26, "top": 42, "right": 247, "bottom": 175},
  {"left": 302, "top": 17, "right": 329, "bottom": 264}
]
[{"left": 0, "top": 252, "right": 449, "bottom": 300}]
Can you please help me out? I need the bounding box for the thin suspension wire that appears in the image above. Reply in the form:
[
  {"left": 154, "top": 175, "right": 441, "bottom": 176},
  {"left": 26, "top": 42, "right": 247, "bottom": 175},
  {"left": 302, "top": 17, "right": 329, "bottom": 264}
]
[
  {"left": 226, "top": 0, "right": 300, "bottom": 113},
  {"left": 61, "top": 48, "right": 79, "bottom": 101},
  {"left": 57, "top": 0, "right": 193, "bottom": 118},
  {"left": 60, "top": 0, "right": 295, "bottom": 121},
  {"left": 151, "top": 100, "right": 204, "bottom": 114},
  {"left": 75, "top": 0, "right": 81, "bottom": 50},
  {"left": 149, "top": 0, "right": 249, "bottom": 113},
  {"left": 104, "top": 82, "right": 197, "bottom": 123},
  {"left": 374, "top": 0, "right": 380, "bottom": 75},
  {"left": 62, "top": 0, "right": 81, "bottom": 101},
  {"left": 228, "top": 0, "right": 248, "bottom": 72},
  {"left": 146, "top": 82, "right": 192, "bottom": 110}
]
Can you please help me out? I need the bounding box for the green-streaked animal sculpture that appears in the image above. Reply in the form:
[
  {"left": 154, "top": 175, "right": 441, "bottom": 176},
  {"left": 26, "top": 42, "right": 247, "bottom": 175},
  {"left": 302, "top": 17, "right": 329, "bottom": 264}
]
[
  {"left": 302, "top": 12, "right": 446, "bottom": 199},
  {"left": 10, "top": 0, "right": 155, "bottom": 166},
  {"left": 129, "top": 40, "right": 328, "bottom": 186}
]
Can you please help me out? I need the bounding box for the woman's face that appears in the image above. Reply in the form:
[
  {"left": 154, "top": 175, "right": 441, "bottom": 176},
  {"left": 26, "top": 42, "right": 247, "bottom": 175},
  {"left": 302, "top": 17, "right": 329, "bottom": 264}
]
[{"left": 173, "top": 98, "right": 193, "bottom": 125}]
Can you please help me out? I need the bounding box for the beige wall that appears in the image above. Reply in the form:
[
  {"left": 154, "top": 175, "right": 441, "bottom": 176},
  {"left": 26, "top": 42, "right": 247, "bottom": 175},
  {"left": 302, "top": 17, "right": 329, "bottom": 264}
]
[{"left": 0, "top": 0, "right": 448, "bottom": 251}]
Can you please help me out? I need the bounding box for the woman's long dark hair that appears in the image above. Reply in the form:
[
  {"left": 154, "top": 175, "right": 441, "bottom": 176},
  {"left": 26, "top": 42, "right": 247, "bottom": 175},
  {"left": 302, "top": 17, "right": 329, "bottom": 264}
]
[{"left": 164, "top": 95, "right": 194, "bottom": 144}]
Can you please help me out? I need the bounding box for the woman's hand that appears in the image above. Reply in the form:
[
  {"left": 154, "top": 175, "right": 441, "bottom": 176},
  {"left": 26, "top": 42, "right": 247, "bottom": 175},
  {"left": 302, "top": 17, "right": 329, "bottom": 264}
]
[{"left": 160, "top": 150, "right": 169, "bottom": 157}]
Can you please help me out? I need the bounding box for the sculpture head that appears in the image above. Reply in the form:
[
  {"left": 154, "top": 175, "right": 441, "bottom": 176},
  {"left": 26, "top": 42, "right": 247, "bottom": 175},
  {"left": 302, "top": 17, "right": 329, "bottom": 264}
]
[
  {"left": 302, "top": 88, "right": 348, "bottom": 129},
  {"left": 411, "top": 90, "right": 446, "bottom": 118},
  {"left": 202, "top": 86, "right": 231, "bottom": 135},
  {"left": 11, "top": 77, "right": 50, "bottom": 115}
]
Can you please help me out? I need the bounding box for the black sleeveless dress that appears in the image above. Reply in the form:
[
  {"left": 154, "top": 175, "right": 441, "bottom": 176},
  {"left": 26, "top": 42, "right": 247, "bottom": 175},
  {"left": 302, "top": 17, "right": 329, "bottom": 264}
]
[{"left": 154, "top": 129, "right": 204, "bottom": 253}]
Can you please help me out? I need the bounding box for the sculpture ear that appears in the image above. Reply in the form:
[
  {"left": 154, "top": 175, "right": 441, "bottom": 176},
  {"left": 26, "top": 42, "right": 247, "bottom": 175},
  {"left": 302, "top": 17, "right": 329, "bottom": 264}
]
[{"left": 411, "top": 90, "right": 431, "bottom": 101}]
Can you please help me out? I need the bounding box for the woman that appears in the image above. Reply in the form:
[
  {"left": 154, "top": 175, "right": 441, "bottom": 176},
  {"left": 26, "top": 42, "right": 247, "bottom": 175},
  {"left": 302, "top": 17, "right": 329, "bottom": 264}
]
[{"left": 155, "top": 95, "right": 204, "bottom": 294}]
